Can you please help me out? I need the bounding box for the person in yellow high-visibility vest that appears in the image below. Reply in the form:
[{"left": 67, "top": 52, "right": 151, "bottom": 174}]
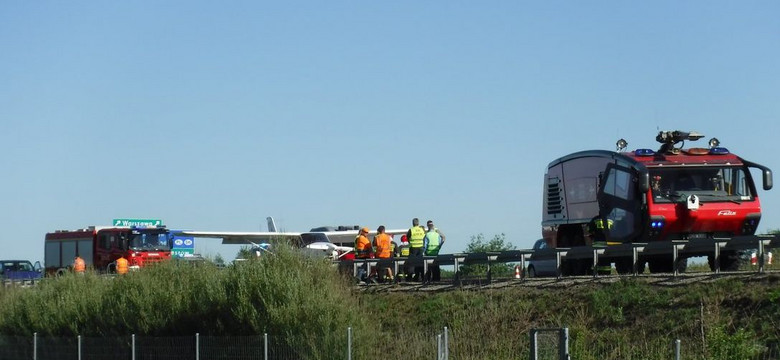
[
  {"left": 116, "top": 256, "right": 129, "bottom": 275},
  {"left": 423, "top": 220, "right": 446, "bottom": 281},
  {"left": 405, "top": 218, "right": 426, "bottom": 281},
  {"left": 587, "top": 217, "right": 614, "bottom": 274}
]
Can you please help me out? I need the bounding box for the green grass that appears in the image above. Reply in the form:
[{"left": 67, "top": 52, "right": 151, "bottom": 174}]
[{"left": 2, "top": 248, "right": 780, "bottom": 359}]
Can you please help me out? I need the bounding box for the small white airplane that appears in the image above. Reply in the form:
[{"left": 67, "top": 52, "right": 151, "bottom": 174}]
[{"left": 177, "top": 217, "right": 407, "bottom": 260}]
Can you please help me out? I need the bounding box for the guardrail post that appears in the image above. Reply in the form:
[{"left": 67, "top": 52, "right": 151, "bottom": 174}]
[
  {"left": 132, "top": 334, "right": 135, "bottom": 360},
  {"left": 714, "top": 243, "right": 721, "bottom": 274},
  {"left": 264, "top": 333, "right": 268, "bottom": 360},
  {"left": 347, "top": 326, "right": 352, "bottom": 360},
  {"left": 592, "top": 249, "right": 599, "bottom": 278},
  {"left": 33, "top": 332, "right": 37, "bottom": 360},
  {"left": 78, "top": 335, "right": 82, "bottom": 360},
  {"left": 674, "top": 339, "right": 681, "bottom": 360},
  {"left": 632, "top": 246, "right": 639, "bottom": 275},
  {"left": 195, "top": 333, "right": 199, "bottom": 360},
  {"left": 520, "top": 255, "right": 527, "bottom": 280},
  {"left": 529, "top": 329, "right": 538, "bottom": 360},
  {"left": 673, "top": 245, "right": 680, "bottom": 277}
]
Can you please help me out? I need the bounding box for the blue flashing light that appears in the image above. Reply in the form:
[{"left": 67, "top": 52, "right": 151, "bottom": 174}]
[
  {"left": 635, "top": 148, "right": 655, "bottom": 156},
  {"left": 650, "top": 221, "right": 665, "bottom": 229},
  {"left": 709, "top": 147, "right": 730, "bottom": 155}
]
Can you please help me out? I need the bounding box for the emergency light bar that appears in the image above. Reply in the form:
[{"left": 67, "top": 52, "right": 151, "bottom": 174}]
[{"left": 635, "top": 149, "right": 655, "bottom": 156}]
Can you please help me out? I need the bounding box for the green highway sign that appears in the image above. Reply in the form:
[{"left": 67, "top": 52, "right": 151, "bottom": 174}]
[
  {"left": 172, "top": 249, "right": 195, "bottom": 258},
  {"left": 112, "top": 218, "right": 163, "bottom": 227}
]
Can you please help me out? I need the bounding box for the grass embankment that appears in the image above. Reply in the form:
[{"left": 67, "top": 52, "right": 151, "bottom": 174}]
[{"left": 1, "top": 247, "right": 779, "bottom": 360}]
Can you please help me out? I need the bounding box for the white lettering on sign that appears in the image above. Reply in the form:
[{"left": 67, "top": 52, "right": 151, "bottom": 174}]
[
  {"left": 718, "top": 210, "right": 737, "bottom": 216},
  {"left": 113, "top": 219, "right": 163, "bottom": 227}
]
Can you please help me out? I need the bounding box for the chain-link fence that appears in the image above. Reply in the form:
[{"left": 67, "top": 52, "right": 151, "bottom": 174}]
[{"left": 2, "top": 327, "right": 778, "bottom": 360}]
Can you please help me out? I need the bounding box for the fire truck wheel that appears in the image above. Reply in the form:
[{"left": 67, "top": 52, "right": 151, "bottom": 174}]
[
  {"left": 615, "top": 258, "right": 633, "bottom": 274},
  {"left": 648, "top": 258, "right": 672, "bottom": 273},
  {"left": 527, "top": 265, "right": 537, "bottom": 278},
  {"left": 708, "top": 251, "right": 740, "bottom": 272}
]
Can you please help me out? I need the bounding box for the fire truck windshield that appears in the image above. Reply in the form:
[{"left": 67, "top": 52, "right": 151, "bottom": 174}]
[
  {"left": 128, "top": 232, "right": 171, "bottom": 251},
  {"left": 650, "top": 166, "right": 753, "bottom": 203}
]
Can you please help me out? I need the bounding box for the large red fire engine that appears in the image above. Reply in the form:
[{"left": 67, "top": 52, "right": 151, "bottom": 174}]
[
  {"left": 44, "top": 226, "right": 172, "bottom": 275},
  {"left": 542, "top": 130, "right": 773, "bottom": 274}
]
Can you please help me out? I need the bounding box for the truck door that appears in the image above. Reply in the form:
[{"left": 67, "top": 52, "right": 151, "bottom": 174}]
[{"left": 597, "top": 163, "right": 643, "bottom": 243}]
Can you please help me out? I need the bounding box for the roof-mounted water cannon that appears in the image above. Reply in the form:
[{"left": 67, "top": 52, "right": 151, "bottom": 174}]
[{"left": 656, "top": 130, "right": 704, "bottom": 154}]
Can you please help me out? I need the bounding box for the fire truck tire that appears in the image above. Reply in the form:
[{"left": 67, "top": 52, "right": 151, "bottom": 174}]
[
  {"left": 615, "top": 258, "right": 633, "bottom": 274},
  {"left": 648, "top": 258, "right": 673, "bottom": 273},
  {"left": 566, "top": 259, "right": 590, "bottom": 276},
  {"left": 527, "top": 265, "right": 537, "bottom": 278},
  {"left": 708, "top": 251, "right": 740, "bottom": 272}
]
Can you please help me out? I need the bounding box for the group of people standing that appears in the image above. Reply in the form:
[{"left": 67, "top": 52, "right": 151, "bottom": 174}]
[
  {"left": 72, "top": 255, "right": 129, "bottom": 275},
  {"left": 354, "top": 218, "right": 446, "bottom": 283}
]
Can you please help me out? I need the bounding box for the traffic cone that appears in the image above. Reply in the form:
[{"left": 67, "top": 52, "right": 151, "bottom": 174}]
[
  {"left": 751, "top": 251, "right": 757, "bottom": 266},
  {"left": 514, "top": 265, "right": 522, "bottom": 279}
]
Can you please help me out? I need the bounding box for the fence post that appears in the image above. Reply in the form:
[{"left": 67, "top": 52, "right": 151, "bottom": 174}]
[
  {"left": 444, "top": 326, "right": 449, "bottom": 360},
  {"left": 33, "top": 332, "right": 37, "bottom": 360},
  {"left": 529, "top": 329, "right": 537, "bottom": 360},
  {"left": 674, "top": 339, "right": 681, "bottom": 360},
  {"left": 264, "top": 333, "right": 268, "bottom": 360},
  {"left": 347, "top": 326, "right": 352, "bottom": 360},
  {"left": 195, "top": 333, "right": 200, "bottom": 360},
  {"left": 78, "top": 335, "right": 82, "bottom": 360},
  {"left": 132, "top": 334, "right": 135, "bottom": 360},
  {"left": 437, "top": 334, "right": 442, "bottom": 360},
  {"left": 559, "top": 328, "right": 569, "bottom": 360}
]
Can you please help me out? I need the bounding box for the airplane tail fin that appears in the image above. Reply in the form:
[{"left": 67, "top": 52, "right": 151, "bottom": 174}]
[{"left": 266, "top": 217, "right": 278, "bottom": 232}]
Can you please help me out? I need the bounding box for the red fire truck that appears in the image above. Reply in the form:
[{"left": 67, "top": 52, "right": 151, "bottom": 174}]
[
  {"left": 542, "top": 130, "right": 773, "bottom": 274},
  {"left": 44, "top": 226, "right": 172, "bottom": 275}
]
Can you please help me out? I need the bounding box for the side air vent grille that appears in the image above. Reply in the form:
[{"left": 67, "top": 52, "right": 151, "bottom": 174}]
[{"left": 547, "top": 177, "right": 563, "bottom": 215}]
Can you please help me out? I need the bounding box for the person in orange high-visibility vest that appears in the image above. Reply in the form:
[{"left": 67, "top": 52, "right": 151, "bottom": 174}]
[
  {"left": 354, "top": 227, "right": 373, "bottom": 282},
  {"left": 116, "top": 256, "right": 129, "bottom": 275},
  {"left": 373, "top": 225, "right": 394, "bottom": 282},
  {"left": 73, "top": 255, "right": 86, "bottom": 274}
]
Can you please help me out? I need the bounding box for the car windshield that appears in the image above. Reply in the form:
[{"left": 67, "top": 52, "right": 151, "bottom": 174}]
[
  {"left": 129, "top": 232, "right": 171, "bottom": 251},
  {"left": 650, "top": 166, "right": 753, "bottom": 204},
  {"left": 1, "top": 261, "right": 34, "bottom": 272}
]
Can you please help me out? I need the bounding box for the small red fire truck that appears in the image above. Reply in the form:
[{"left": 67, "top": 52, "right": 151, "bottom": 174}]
[{"left": 542, "top": 130, "right": 773, "bottom": 274}]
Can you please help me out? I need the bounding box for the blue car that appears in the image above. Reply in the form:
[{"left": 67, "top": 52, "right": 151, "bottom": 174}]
[{"left": 1, "top": 260, "right": 43, "bottom": 285}]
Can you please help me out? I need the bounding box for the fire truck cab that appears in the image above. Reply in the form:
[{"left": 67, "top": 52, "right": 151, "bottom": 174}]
[
  {"left": 542, "top": 130, "right": 772, "bottom": 274},
  {"left": 45, "top": 226, "right": 172, "bottom": 275}
]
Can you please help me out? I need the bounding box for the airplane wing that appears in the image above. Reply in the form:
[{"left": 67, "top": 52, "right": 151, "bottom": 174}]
[{"left": 176, "top": 231, "right": 302, "bottom": 245}]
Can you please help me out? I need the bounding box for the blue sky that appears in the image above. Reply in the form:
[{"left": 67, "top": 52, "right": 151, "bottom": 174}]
[{"left": 2, "top": 1, "right": 779, "bottom": 262}]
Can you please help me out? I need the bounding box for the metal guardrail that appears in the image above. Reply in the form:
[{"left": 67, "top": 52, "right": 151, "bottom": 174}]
[{"left": 340, "top": 234, "right": 780, "bottom": 283}]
